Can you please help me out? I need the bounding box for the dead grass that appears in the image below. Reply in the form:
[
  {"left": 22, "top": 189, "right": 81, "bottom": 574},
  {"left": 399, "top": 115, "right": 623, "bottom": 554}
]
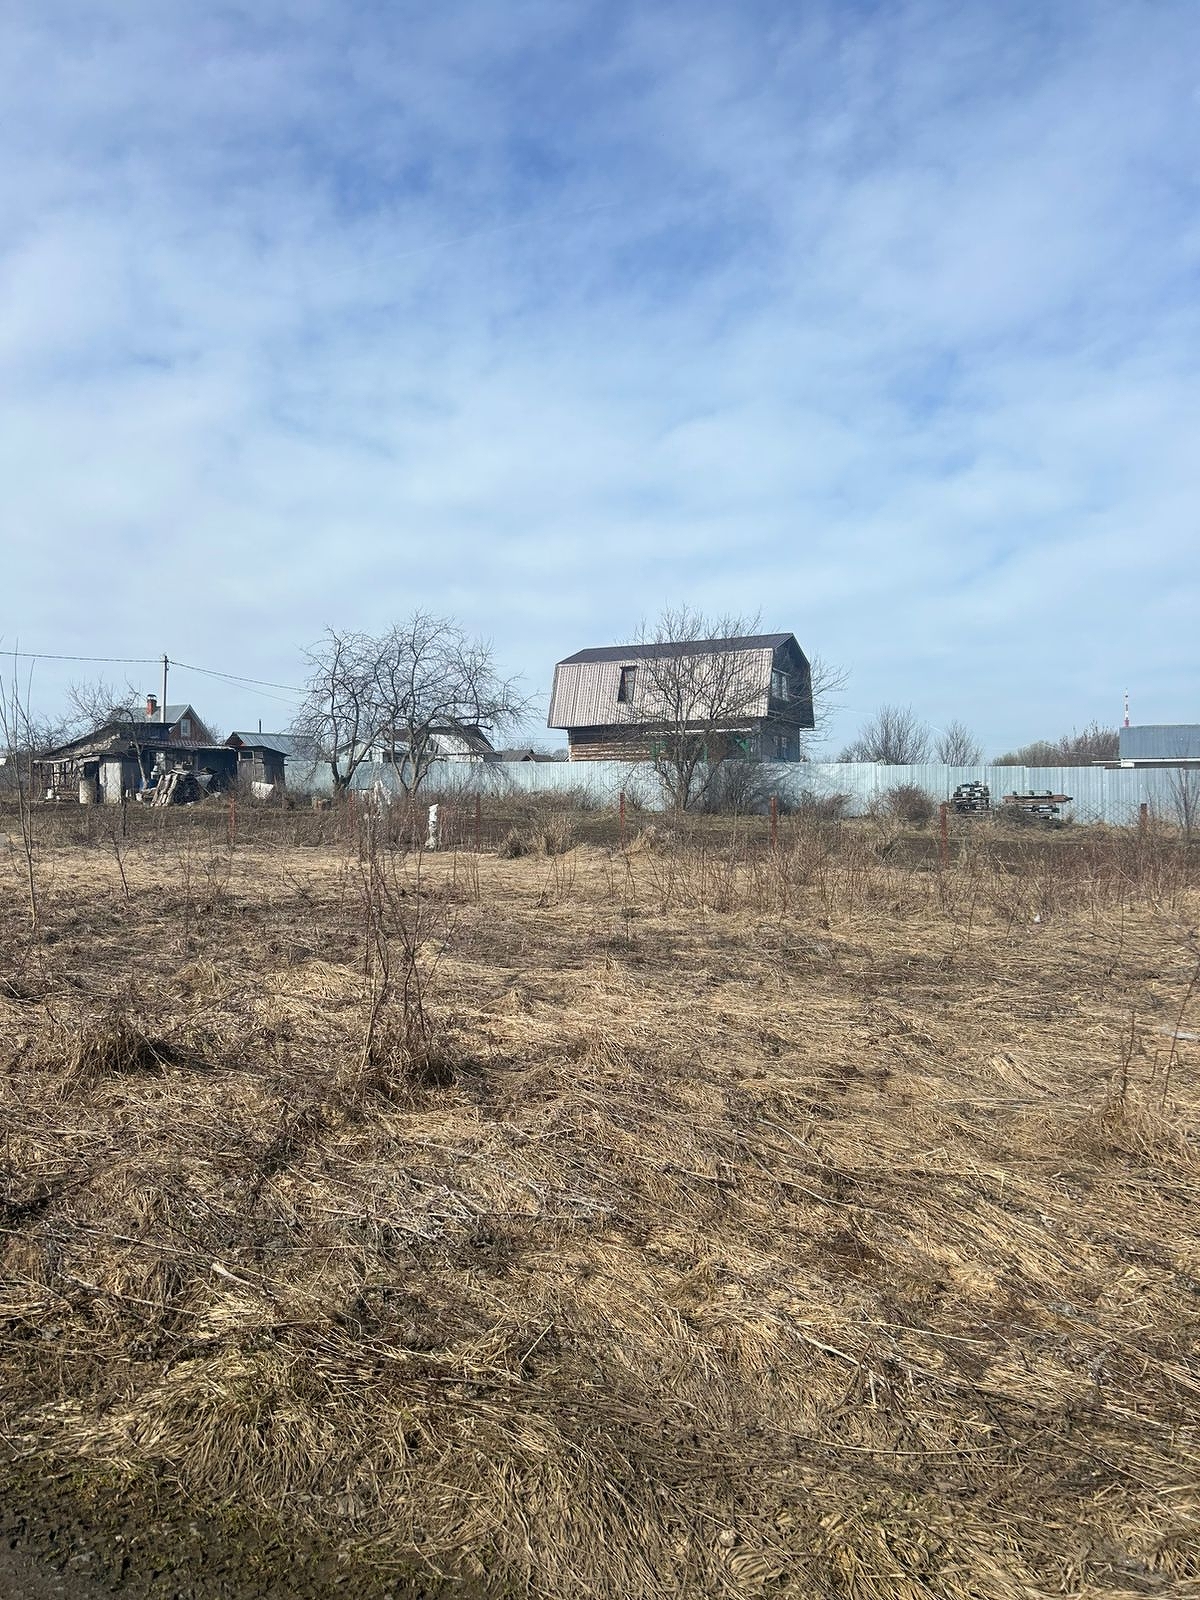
[{"left": 1, "top": 813, "right": 1199, "bottom": 1598}]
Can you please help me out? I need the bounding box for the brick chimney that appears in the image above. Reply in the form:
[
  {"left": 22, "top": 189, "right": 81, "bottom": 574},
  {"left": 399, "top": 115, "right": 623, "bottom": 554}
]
[{"left": 146, "top": 694, "right": 158, "bottom": 721}]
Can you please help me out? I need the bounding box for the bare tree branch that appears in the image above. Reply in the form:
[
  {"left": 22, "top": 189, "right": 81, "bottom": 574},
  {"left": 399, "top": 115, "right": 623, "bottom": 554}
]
[
  {"left": 64, "top": 677, "right": 142, "bottom": 737},
  {"left": 293, "top": 616, "right": 529, "bottom": 796},
  {"left": 372, "top": 611, "right": 530, "bottom": 795},
  {"left": 840, "top": 704, "right": 931, "bottom": 764},
  {"left": 616, "top": 607, "right": 830, "bottom": 810},
  {"left": 934, "top": 719, "right": 983, "bottom": 765},
  {"left": 619, "top": 607, "right": 764, "bottom": 810}
]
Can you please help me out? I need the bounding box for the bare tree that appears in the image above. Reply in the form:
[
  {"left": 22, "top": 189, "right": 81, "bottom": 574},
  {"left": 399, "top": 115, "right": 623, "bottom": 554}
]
[
  {"left": 617, "top": 606, "right": 825, "bottom": 811},
  {"left": 807, "top": 652, "right": 849, "bottom": 745},
  {"left": 840, "top": 704, "right": 931, "bottom": 764},
  {"left": 61, "top": 676, "right": 161, "bottom": 803},
  {"left": 934, "top": 719, "right": 983, "bottom": 765},
  {"left": 371, "top": 612, "right": 529, "bottom": 795},
  {"left": 993, "top": 722, "right": 1119, "bottom": 766},
  {"left": 292, "top": 629, "right": 384, "bottom": 794},
  {"left": 65, "top": 676, "right": 141, "bottom": 736},
  {"left": 293, "top": 616, "right": 528, "bottom": 797}
]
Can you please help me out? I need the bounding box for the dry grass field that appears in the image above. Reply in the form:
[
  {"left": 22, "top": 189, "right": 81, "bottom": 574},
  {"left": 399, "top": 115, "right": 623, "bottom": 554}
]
[{"left": 2, "top": 801, "right": 1199, "bottom": 1598}]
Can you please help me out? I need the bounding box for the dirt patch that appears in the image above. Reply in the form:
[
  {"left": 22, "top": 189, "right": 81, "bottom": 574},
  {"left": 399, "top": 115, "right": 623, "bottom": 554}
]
[{"left": 0, "top": 1455, "right": 451, "bottom": 1599}]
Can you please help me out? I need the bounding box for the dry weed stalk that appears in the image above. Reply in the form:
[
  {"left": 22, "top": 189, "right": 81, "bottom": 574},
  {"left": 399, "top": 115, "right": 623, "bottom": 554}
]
[
  {"left": 351, "top": 813, "right": 454, "bottom": 1098},
  {"left": 0, "top": 657, "right": 40, "bottom": 934}
]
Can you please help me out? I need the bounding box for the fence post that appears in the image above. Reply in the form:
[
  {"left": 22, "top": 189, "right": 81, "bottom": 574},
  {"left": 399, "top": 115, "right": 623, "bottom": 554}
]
[
  {"left": 769, "top": 792, "right": 778, "bottom": 851},
  {"left": 1139, "top": 801, "right": 1148, "bottom": 838},
  {"left": 939, "top": 802, "right": 949, "bottom": 868},
  {"left": 619, "top": 790, "right": 626, "bottom": 850},
  {"left": 227, "top": 795, "right": 237, "bottom": 847},
  {"left": 474, "top": 792, "right": 482, "bottom": 852}
]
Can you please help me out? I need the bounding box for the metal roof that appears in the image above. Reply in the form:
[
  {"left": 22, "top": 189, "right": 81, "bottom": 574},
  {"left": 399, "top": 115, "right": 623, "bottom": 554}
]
[
  {"left": 227, "top": 731, "right": 305, "bottom": 757},
  {"left": 433, "top": 725, "right": 495, "bottom": 754},
  {"left": 558, "top": 634, "right": 795, "bottom": 666},
  {"left": 1119, "top": 724, "right": 1200, "bottom": 760}
]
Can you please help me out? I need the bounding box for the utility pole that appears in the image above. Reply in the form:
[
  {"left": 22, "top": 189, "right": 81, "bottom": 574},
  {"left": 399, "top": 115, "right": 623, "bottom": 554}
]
[{"left": 161, "top": 655, "right": 168, "bottom": 721}]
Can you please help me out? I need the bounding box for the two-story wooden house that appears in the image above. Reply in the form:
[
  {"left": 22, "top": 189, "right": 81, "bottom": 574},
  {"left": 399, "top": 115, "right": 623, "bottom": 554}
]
[{"left": 547, "top": 633, "right": 814, "bottom": 762}]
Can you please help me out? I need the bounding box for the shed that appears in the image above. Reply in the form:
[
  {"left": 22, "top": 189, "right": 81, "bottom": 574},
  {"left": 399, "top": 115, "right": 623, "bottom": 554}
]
[{"left": 224, "top": 732, "right": 303, "bottom": 789}]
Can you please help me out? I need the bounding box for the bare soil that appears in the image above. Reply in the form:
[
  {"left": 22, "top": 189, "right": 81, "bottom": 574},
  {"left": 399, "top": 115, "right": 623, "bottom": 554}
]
[{"left": 0, "top": 1452, "right": 438, "bottom": 1599}]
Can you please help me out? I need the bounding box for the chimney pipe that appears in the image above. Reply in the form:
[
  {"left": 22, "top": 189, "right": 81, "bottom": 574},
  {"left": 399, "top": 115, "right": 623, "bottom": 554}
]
[{"left": 146, "top": 694, "right": 158, "bottom": 721}]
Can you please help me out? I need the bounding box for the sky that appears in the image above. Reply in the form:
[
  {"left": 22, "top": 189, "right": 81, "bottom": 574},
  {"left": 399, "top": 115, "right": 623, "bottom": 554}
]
[{"left": 1, "top": 0, "right": 1197, "bottom": 754}]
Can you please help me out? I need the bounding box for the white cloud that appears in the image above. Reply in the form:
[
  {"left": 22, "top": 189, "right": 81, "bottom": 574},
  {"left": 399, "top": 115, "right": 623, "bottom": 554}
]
[{"left": 1, "top": 1, "right": 1197, "bottom": 748}]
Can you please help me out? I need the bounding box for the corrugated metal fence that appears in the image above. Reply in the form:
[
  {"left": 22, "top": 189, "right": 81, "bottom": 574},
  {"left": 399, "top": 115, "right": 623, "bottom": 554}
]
[{"left": 298, "top": 759, "right": 1200, "bottom": 825}]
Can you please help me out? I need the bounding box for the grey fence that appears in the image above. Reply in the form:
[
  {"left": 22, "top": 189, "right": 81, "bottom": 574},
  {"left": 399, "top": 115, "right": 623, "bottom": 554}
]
[{"left": 290, "top": 758, "right": 1200, "bottom": 826}]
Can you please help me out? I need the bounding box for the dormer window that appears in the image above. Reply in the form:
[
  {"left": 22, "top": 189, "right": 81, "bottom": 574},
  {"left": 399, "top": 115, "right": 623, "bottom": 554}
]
[{"left": 617, "top": 666, "right": 637, "bottom": 704}]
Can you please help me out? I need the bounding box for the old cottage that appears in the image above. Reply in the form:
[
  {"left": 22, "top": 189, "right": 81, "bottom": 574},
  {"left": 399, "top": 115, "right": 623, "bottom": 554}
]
[{"left": 36, "top": 697, "right": 232, "bottom": 804}]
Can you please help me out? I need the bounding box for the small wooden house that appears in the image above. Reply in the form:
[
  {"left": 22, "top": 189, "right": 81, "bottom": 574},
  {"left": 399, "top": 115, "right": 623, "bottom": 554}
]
[
  {"left": 37, "top": 702, "right": 233, "bottom": 804},
  {"left": 548, "top": 633, "right": 814, "bottom": 762}
]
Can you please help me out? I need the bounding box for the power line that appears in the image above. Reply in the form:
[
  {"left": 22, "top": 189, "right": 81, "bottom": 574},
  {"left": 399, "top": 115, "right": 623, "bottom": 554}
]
[
  {"left": 4, "top": 650, "right": 159, "bottom": 665},
  {"left": 4, "top": 648, "right": 305, "bottom": 701},
  {"left": 168, "top": 659, "right": 305, "bottom": 695}
]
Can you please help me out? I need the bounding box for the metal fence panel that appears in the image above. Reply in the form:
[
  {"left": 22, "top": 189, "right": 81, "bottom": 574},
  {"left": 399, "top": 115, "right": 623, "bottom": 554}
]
[{"left": 294, "top": 757, "right": 1196, "bottom": 825}]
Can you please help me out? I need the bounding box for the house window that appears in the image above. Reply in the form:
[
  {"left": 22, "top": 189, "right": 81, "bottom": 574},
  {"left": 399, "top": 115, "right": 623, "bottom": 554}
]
[
  {"left": 770, "top": 670, "right": 789, "bottom": 701},
  {"left": 617, "top": 665, "right": 637, "bottom": 704},
  {"left": 179, "top": 717, "right": 192, "bottom": 737}
]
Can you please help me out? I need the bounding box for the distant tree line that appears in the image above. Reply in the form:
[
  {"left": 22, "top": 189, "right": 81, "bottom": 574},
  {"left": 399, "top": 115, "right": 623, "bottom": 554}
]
[
  {"left": 991, "top": 722, "right": 1118, "bottom": 765},
  {"left": 838, "top": 705, "right": 1118, "bottom": 766}
]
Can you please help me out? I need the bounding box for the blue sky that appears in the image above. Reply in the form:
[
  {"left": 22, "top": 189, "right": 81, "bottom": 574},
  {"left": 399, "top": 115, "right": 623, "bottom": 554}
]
[{"left": 2, "top": 0, "right": 1197, "bottom": 751}]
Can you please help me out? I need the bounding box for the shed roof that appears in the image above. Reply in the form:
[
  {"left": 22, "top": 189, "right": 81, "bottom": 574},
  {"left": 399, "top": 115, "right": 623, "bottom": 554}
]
[{"left": 227, "top": 731, "right": 305, "bottom": 758}]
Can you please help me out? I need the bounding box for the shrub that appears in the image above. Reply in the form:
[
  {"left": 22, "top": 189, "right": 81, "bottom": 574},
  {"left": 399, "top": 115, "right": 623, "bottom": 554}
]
[
  {"left": 790, "top": 788, "right": 853, "bottom": 820},
  {"left": 882, "top": 784, "right": 936, "bottom": 826},
  {"left": 695, "top": 761, "right": 776, "bottom": 815}
]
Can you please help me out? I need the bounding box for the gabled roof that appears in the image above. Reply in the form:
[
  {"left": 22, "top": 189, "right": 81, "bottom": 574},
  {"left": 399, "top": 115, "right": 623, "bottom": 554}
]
[
  {"left": 144, "top": 704, "right": 210, "bottom": 739},
  {"left": 432, "top": 725, "right": 494, "bottom": 754},
  {"left": 488, "top": 747, "right": 559, "bottom": 763},
  {"left": 558, "top": 634, "right": 795, "bottom": 666}
]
